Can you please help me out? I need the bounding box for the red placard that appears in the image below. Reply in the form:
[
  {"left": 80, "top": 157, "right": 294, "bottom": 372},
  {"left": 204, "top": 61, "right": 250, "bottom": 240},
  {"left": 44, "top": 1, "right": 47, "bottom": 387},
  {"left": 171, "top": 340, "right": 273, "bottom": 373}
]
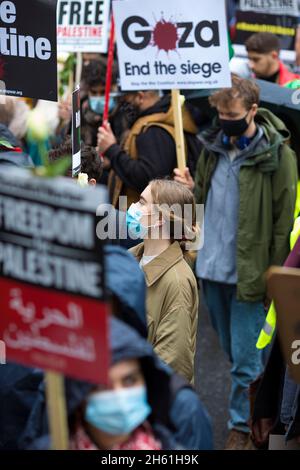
[{"left": 0, "top": 278, "right": 110, "bottom": 384}]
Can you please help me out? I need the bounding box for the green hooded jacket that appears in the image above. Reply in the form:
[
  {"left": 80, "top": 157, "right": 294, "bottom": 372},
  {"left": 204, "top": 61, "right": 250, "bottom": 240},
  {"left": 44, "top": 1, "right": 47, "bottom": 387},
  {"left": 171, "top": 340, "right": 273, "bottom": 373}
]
[{"left": 194, "top": 108, "right": 298, "bottom": 302}]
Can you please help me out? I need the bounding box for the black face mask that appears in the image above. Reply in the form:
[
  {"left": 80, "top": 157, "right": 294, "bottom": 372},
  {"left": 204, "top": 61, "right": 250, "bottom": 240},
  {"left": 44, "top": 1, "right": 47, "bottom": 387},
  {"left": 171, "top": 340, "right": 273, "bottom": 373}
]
[{"left": 219, "top": 112, "right": 250, "bottom": 137}]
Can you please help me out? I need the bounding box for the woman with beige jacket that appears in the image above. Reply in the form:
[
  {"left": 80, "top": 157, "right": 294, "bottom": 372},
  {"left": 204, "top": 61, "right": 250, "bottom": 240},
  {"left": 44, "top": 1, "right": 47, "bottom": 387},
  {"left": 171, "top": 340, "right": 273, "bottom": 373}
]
[{"left": 127, "top": 179, "right": 199, "bottom": 383}]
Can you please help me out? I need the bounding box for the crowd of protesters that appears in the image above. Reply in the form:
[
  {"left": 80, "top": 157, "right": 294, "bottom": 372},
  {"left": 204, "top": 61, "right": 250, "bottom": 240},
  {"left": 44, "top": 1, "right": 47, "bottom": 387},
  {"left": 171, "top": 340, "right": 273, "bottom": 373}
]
[{"left": 1, "top": 24, "right": 300, "bottom": 451}]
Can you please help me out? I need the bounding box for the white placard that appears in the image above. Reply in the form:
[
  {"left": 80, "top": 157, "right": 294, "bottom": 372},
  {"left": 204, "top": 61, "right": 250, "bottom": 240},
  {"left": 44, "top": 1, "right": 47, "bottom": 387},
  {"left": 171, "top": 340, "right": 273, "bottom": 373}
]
[
  {"left": 240, "top": 0, "right": 299, "bottom": 17},
  {"left": 57, "top": 0, "right": 111, "bottom": 53},
  {"left": 113, "top": 0, "right": 231, "bottom": 90},
  {"left": 72, "top": 87, "right": 81, "bottom": 177}
]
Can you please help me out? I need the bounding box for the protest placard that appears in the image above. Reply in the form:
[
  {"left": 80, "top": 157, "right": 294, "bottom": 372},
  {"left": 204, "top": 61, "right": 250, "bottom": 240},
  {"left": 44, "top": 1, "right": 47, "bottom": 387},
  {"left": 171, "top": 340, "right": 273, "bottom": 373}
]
[
  {"left": 113, "top": 0, "right": 231, "bottom": 91},
  {"left": 0, "top": 168, "right": 110, "bottom": 384},
  {"left": 0, "top": 0, "right": 58, "bottom": 101},
  {"left": 57, "top": 0, "right": 111, "bottom": 53},
  {"left": 113, "top": 0, "right": 231, "bottom": 171},
  {"left": 240, "top": 0, "right": 299, "bottom": 16},
  {"left": 0, "top": 168, "right": 110, "bottom": 449},
  {"left": 72, "top": 86, "right": 81, "bottom": 176},
  {"left": 234, "top": 0, "right": 299, "bottom": 61},
  {"left": 235, "top": 10, "right": 298, "bottom": 52}
]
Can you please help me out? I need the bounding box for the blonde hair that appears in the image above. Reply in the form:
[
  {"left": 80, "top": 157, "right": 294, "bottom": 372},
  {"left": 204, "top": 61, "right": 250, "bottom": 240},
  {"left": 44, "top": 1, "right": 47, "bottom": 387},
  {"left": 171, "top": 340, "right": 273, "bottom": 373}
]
[{"left": 150, "top": 179, "right": 199, "bottom": 262}]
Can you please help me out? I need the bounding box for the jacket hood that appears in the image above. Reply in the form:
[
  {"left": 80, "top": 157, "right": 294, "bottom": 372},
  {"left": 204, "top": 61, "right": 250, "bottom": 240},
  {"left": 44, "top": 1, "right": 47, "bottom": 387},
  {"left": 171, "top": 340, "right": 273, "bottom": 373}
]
[
  {"left": 255, "top": 107, "right": 290, "bottom": 143},
  {"left": 0, "top": 364, "right": 43, "bottom": 449},
  {"left": 65, "top": 317, "right": 172, "bottom": 423},
  {"left": 20, "top": 318, "right": 172, "bottom": 448},
  {"left": 138, "top": 94, "right": 198, "bottom": 135},
  {"left": 104, "top": 244, "right": 147, "bottom": 337},
  {"left": 199, "top": 108, "right": 291, "bottom": 173}
]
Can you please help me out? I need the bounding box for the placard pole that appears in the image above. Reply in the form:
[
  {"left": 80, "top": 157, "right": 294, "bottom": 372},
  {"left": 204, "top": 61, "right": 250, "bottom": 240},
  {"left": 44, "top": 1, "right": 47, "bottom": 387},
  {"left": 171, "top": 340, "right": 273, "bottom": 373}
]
[
  {"left": 75, "top": 52, "right": 83, "bottom": 88},
  {"left": 45, "top": 371, "right": 69, "bottom": 450},
  {"left": 103, "top": 14, "right": 115, "bottom": 123},
  {"left": 172, "top": 89, "right": 186, "bottom": 173},
  {"left": 68, "top": 59, "right": 74, "bottom": 96}
]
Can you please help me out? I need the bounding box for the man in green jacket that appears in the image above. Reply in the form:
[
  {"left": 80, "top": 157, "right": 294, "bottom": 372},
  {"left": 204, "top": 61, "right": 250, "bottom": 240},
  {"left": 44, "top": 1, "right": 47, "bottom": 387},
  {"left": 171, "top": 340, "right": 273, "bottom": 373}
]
[{"left": 174, "top": 76, "right": 298, "bottom": 449}]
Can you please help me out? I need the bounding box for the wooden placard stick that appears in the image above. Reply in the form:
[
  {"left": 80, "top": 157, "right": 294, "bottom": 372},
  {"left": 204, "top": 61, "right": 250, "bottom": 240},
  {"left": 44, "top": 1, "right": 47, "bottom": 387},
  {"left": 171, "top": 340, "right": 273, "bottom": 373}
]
[
  {"left": 45, "top": 371, "right": 69, "bottom": 450},
  {"left": 172, "top": 89, "right": 186, "bottom": 173}
]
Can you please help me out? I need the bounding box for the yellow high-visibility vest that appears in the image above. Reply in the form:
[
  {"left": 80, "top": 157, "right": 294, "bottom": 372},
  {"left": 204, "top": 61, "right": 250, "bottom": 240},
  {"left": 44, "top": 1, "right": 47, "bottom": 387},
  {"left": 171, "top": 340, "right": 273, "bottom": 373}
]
[
  {"left": 256, "top": 216, "right": 300, "bottom": 349},
  {"left": 295, "top": 181, "right": 300, "bottom": 220}
]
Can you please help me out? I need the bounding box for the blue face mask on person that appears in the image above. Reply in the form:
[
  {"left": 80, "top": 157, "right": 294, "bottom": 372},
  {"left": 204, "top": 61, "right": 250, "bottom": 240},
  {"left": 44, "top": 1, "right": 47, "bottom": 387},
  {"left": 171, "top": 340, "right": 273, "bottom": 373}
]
[
  {"left": 89, "top": 96, "right": 115, "bottom": 115},
  {"left": 126, "top": 203, "right": 149, "bottom": 239},
  {"left": 85, "top": 385, "right": 151, "bottom": 436}
]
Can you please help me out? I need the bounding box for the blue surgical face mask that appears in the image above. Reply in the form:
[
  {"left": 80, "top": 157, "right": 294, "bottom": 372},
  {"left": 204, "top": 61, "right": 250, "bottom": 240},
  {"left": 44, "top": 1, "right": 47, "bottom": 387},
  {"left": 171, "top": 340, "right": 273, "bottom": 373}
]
[
  {"left": 126, "top": 203, "right": 148, "bottom": 239},
  {"left": 85, "top": 385, "right": 151, "bottom": 436},
  {"left": 89, "top": 96, "right": 115, "bottom": 115},
  {"left": 126, "top": 203, "right": 156, "bottom": 239}
]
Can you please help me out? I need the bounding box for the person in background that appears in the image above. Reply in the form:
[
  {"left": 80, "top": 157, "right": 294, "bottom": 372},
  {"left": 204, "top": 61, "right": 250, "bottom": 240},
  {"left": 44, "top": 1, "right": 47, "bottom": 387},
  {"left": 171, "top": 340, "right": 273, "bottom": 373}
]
[
  {"left": 174, "top": 76, "right": 297, "bottom": 449},
  {"left": 0, "top": 97, "right": 33, "bottom": 167},
  {"left": 97, "top": 91, "right": 201, "bottom": 209},
  {"left": 96, "top": 245, "right": 214, "bottom": 450},
  {"left": 0, "top": 96, "right": 30, "bottom": 143},
  {"left": 23, "top": 318, "right": 184, "bottom": 451},
  {"left": 48, "top": 138, "right": 103, "bottom": 186},
  {"left": 55, "top": 58, "right": 118, "bottom": 149},
  {"left": 82, "top": 53, "right": 101, "bottom": 68},
  {"left": 245, "top": 32, "right": 300, "bottom": 86},
  {"left": 249, "top": 335, "right": 300, "bottom": 449},
  {"left": 56, "top": 96, "right": 72, "bottom": 142},
  {"left": 250, "top": 219, "right": 300, "bottom": 449},
  {"left": 81, "top": 59, "right": 118, "bottom": 147},
  {"left": 128, "top": 179, "right": 199, "bottom": 383},
  {"left": 0, "top": 125, "right": 33, "bottom": 168}
]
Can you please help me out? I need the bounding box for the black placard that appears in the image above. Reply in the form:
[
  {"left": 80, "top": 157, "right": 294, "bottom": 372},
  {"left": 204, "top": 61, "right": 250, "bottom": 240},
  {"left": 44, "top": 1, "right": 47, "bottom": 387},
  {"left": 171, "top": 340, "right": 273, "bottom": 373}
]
[
  {"left": 0, "top": 0, "right": 58, "bottom": 101},
  {"left": 0, "top": 168, "right": 107, "bottom": 299},
  {"left": 72, "top": 86, "right": 81, "bottom": 177},
  {"left": 235, "top": 10, "right": 298, "bottom": 51}
]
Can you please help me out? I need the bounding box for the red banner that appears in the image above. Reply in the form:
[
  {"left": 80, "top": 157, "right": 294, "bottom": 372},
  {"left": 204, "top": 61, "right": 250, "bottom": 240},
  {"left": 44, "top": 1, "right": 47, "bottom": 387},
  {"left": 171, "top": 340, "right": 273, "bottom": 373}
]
[{"left": 0, "top": 278, "right": 110, "bottom": 384}]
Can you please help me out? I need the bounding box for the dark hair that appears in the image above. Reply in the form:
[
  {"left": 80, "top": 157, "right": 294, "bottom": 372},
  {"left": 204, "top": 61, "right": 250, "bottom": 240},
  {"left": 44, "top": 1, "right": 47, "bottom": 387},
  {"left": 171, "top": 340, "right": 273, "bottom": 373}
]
[
  {"left": 48, "top": 138, "right": 103, "bottom": 182},
  {"left": 81, "top": 145, "right": 103, "bottom": 182},
  {"left": 82, "top": 58, "right": 117, "bottom": 89},
  {"left": 48, "top": 138, "right": 72, "bottom": 176},
  {"left": 245, "top": 32, "right": 280, "bottom": 54},
  {"left": 209, "top": 75, "right": 260, "bottom": 111}
]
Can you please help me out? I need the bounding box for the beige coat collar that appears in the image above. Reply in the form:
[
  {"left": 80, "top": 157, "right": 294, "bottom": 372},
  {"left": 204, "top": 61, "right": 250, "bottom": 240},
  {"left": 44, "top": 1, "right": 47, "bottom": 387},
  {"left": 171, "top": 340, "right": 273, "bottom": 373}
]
[{"left": 130, "top": 242, "right": 183, "bottom": 287}]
